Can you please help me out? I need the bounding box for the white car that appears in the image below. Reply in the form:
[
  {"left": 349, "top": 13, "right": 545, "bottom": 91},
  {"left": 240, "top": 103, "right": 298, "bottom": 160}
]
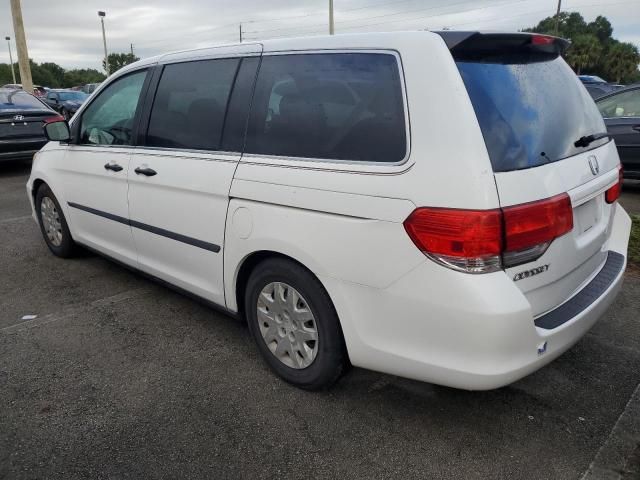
[{"left": 27, "top": 31, "right": 631, "bottom": 390}]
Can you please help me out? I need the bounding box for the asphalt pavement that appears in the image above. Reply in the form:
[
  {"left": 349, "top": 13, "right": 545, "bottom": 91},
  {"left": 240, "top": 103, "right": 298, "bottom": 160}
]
[{"left": 1, "top": 159, "right": 639, "bottom": 480}]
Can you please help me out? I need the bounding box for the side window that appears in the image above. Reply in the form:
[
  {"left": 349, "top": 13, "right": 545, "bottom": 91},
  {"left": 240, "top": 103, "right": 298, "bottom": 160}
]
[
  {"left": 146, "top": 58, "right": 239, "bottom": 151},
  {"left": 245, "top": 53, "right": 407, "bottom": 163},
  {"left": 80, "top": 70, "right": 147, "bottom": 146},
  {"left": 598, "top": 89, "right": 640, "bottom": 118}
]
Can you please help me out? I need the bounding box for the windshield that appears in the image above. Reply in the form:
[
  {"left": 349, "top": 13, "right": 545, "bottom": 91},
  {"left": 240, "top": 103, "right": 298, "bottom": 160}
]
[
  {"left": 58, "top": 91, "right": 87, "bottom": 101},
  {"left": 0, "top": 91, "right": 48, "bottom": 110},
  {"left": 457, "top": 57, "right": 608, "bottom": 172}
]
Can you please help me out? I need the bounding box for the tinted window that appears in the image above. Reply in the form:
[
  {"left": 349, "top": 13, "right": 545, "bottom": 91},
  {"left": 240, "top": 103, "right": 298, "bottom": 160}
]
[
  {"left": 597, "top": 89, "right": 640, "bottom": 118},
  {"left": 221, "top": 57, "right": 260, "bottom": 152},
  {"left": 0, "top": 91, "right": 47, "bottom": 110},
  {"left": 245, "top": 53, "right": 406, "bottom": 162},
  {"left": 457, "top": 57, "right": 608, "bottom": 172},
  {"left": 58, "top": 91, "right": 87, "bottom": 101},
  {"left": 146, "top": 58, "right": 239, "bottom": 151},
  {"left": 80, "top": 70, "right": 147, "bottom": 146}
]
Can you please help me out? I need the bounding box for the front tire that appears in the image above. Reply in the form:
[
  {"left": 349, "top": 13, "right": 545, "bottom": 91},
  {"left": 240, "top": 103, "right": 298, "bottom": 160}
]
[
  {"left": 35, "top": 184, "right": 76, "bottom": 258},
  {"left": 245, "top": 258, "right": 348, "bottom": 390}
]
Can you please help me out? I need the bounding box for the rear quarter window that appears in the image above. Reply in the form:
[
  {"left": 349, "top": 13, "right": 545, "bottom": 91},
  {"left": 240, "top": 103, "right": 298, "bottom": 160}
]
[{"left": 245, "top": 52, "right": 407, "bottom": 163}]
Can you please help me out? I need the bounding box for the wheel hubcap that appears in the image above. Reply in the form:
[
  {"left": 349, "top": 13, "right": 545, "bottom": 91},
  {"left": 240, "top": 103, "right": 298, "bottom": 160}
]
[
  {"left": 40, "top": 196, "right": 63, "bottom": 247},
  {"left": 257, "top": 282, "right": 318, "bottom": 369}
]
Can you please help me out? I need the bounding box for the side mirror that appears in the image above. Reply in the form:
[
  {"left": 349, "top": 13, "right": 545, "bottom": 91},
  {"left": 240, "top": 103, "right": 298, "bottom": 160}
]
[{"left": 44, "top": 120, "right": 71, "bottom": 142}]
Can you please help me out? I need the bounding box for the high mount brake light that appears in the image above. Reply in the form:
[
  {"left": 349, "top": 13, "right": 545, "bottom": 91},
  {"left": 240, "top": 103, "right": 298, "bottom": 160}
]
[
  {"left": 404, "top": 193, "right": 574, "bottom": 274},
  {"left": 531, "top": 35, "right": 555, "bottom": 46}
]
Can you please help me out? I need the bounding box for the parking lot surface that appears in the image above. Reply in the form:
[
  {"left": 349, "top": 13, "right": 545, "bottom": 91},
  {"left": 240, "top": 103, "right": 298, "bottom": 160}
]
[{"left": 1, "top": 160, "right": 639, "bottom": 479}]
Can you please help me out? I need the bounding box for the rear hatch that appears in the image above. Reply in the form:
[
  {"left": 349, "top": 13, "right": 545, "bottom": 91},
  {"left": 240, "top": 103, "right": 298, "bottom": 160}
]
[
  {"left": 447, "top": 32, "right": 622, "bottom": 317},
  {"left": 0, "top": 89, "right": 56, "bottom": 143}
]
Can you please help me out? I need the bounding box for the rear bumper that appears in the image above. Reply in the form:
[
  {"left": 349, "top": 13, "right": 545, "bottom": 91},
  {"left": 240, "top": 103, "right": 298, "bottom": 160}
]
[
  {"left": 0, "top": 138, "right": 47, "bottom": 162},
  {"left": 323, "top": 203, "right": 631, "bottom": 390}
]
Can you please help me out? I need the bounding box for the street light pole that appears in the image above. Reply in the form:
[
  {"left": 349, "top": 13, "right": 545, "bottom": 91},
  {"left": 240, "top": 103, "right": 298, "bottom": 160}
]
[
  {"left": 5, "top": 36, "right": 16, "bottom": 84},
  {"left": 98, "top": 11, "right": 109, "bottom": 76},
  {"left": 329, "top": 0, "right": 334, "bottom": 35}
]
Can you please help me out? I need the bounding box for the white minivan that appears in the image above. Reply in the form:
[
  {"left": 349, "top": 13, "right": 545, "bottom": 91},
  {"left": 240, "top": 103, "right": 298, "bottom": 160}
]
[{"left": 28, "top": 31, "right": 631, "bottom": 390}]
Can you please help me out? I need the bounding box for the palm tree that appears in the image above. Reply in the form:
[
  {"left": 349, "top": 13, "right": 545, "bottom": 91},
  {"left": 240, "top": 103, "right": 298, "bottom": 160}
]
[
  {"left": 604, "top": 42, "right": 640, "bottom": 84},
  {"left": 566, "top": 34, "right": 602, "bottom": 74}
]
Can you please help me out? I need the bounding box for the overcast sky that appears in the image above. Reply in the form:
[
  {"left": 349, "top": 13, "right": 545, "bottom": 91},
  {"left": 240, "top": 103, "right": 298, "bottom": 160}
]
[{"left": 1, "top": 0, "right": 638, "bottom": 70}]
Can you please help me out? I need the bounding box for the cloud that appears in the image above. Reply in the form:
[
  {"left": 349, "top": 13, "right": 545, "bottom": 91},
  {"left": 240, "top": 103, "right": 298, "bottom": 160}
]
[{"left": 1, "top": 0, "right": 637, "bottom": 70}]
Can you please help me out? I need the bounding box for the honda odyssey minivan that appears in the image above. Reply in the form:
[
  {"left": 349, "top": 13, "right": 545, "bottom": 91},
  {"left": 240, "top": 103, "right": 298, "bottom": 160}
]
[{"left": 28, "top": 31, "right": 631, "bottom": 390}]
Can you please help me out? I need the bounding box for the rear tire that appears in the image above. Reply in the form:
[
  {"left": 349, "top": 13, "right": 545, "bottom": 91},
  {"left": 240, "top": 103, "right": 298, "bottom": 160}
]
[
  {"left": 245, "top": 258, "right": 348, "bottom": 390},
  {"left": 35, "top": 183, "right": 76, "bottom": 258}
]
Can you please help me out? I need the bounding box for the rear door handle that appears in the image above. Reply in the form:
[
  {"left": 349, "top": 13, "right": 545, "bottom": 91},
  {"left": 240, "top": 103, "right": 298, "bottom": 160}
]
[
  {"left": 104, "top": 162, "right": 123, "bottom": 172},
  {"left": 134, "top": 167, "right": 157, "bottom": 177}
]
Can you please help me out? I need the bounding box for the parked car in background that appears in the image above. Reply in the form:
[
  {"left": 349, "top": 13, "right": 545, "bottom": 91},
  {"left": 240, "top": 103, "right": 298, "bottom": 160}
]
[
  {"left": 596, "top": 84, "right": 640, "bottom": 179},
  {"left": 82, "top": 83, "right": 101, "bottom": 94},
  {"left": 2, "top": 83, "right": 49, "bottom": 97},
  {"left": 0, "top": 88, "right": 61, "bottom": 162},
  {"left": 44, "top": 89, "right": 89, "bottom": 120},
  {"left": 29, "top": 31, "right": 630, "bottom": 391},
  {"left": 579, "top": 75, "right": 624, "bottom": 99}
]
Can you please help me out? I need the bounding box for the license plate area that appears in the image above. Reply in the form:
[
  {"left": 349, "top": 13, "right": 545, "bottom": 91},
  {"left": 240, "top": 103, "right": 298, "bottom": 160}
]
[{"left": 574, "top": 196, "right": 601, "bottom": 236}]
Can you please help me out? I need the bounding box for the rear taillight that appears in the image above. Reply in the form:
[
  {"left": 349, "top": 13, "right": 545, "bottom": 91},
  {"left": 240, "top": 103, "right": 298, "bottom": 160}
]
[
  {"left": 403, "top": 193, "right": 574, "bottom": 274},
  {"left": 502, "top": 193, "right": 573, "bottom": 267},
  {"left": 44, "top": 115, "right": 64, "bottom": 123},
  {"left": 605, "top": 165, "right": 623, "bottom": 204},
  {"left": 403, "top": 208, "right": 503, "bottom": 273}
]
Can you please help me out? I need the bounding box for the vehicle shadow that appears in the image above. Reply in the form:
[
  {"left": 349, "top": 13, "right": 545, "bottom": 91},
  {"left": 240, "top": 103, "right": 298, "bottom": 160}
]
[{"left": 0, "top": 159, "right": 32, "bottom": 177}]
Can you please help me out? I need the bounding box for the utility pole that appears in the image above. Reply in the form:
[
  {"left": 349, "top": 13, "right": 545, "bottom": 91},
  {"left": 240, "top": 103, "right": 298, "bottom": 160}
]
[
  {"left": 9, "top": 0, "right": 33, "bottom": 93},
  {"left": 5, "top": 36, "right": 16, "bottom": 84},
  {"left": 239, "top": 23, "right": 243, "bottom": 43},
  {"left": 553, "top": 0, "right": 562, "bottom": 36},
  {"left": 98, "top": 11, "right": 109, "bottom": 76},
  {"left": 329, "top": 0, "right": 334, "bottom": 35}
]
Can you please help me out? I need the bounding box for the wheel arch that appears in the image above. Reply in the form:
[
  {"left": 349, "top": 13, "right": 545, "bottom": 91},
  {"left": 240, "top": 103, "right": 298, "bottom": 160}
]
[{"left": 234, "top": 250, "right": 323, "bottom": 320}]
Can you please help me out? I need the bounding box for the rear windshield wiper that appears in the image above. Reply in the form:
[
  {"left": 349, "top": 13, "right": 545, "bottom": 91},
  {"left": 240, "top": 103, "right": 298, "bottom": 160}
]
[{"left": 574, "top": 132, "right": 610, "bottom": 148}]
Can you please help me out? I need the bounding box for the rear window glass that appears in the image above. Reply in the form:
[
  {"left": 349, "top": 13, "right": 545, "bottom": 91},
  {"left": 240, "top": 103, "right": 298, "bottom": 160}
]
[
  {"left": 245, "top": 53, "right": 407, "bottom": 163},
  {"left": 457, "top": 57, "right": 608, "bottom": 172},
  {"left": 0, "top": 91, "right": 46, "bottom": 110}
]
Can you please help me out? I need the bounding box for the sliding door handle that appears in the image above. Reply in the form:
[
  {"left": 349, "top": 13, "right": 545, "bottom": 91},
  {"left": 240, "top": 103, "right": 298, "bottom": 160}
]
[
  {"left": 104, "top": 163, "right": 123, "bottom": 172},
  {"left": 134, "top": 167, "right": 157, "bottom": 177}
]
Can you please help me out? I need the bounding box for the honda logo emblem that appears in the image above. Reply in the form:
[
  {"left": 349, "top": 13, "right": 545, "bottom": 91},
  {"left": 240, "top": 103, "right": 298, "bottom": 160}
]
[
  {"left": 12, "top": 114, "right": 24, "bottom": 121},
  {"left": 588, "top": 155, "right": 599, "bottom": 175}
]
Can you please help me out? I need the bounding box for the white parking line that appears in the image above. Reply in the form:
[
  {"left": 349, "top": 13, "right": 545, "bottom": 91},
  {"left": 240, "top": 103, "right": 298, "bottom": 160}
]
[
  {"left": 581, "top": 382, "right": 640, "bottom": 479},
  {"left": 1, "top": 288, "right": 152, "bottom": 334}
]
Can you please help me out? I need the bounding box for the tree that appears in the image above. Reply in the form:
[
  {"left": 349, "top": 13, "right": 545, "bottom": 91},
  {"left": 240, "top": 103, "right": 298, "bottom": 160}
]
[
  {"left": 63, "top": 68, "right": 106, "bottom": 88},
  {"left": 588, "top": 15, "right": 613, "bottom": 43},
  {"left": 103, "top": 52, "right": 140, "bottom": 74},
  {"left": 604, "top": 42, "right": 640, "bottom": 83},
  {"left": 565, "top": 34, "right": 602, "bottom": 75}
]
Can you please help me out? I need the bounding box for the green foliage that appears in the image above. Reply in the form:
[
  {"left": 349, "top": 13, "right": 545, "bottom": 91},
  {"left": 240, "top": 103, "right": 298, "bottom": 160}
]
[
  {"left": 630, "top": 214, "right": 640, "bottom": 266},
  {"left": 0, "top": 59, "right": 105, "bottom": 88},
  {"left": 525, "top": 12, "right": 640, "bottom": 84},
  {"left": 565, "top": 34, "right": 602, "bottom": 74},
  {"left": 103, "top": 52, "right": 140, "bottom": 75}
]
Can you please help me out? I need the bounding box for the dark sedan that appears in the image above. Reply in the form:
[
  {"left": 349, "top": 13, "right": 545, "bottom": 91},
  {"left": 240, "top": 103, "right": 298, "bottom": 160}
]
[
  {"left": 0, "top": 88, "right": 61, "bottom": 162},
  {"left": 44, "top": 89, "right": 88, "bottom": 120},
  {"left": 596, "top": 85, "right": 640, "bottom": 179}
]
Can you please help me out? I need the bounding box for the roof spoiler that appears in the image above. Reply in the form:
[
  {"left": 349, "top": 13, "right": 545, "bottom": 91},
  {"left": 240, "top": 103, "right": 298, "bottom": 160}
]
[{"left": 434, "top": 31, "right": 570, "bottom": 61}]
